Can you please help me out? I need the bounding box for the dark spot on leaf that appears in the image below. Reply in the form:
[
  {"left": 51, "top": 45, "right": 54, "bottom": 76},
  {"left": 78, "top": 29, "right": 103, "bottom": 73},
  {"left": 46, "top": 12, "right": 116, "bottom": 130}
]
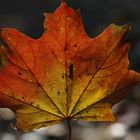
[
  {"left": 18, "top": 72, "right": 22, "bottom": 76},
  {"left": 79, "top": 74, "right": 81, "bottom": 78},
  {"left": 64, "top": 47, "right": 68, "bottom": 51},
  {"left": 37, "top": 83, "right": 40, "bottom": 87},
  {"left": 57, "top": 91, "right": 60, "bottom": 95},
  {"left": 69, "top": 25, "right": 71, "bottom": 28},
  {"left": 69, "top": 64, "right": 74, "bottom": 80},
  {"left": 94, "top": 116, "right": 97, "bottom": 119},
  {"left": 62, "top": 75, "right": 64, "bottom": 79},
  {"left": 73, "top": 44, "right": 77, "bottom": 47}
]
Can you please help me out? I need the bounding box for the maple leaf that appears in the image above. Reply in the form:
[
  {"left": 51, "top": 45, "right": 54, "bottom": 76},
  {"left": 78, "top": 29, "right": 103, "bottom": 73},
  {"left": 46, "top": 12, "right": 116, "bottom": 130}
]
[{"left": 0, "top": 2, "right": 140, "bottom": 133}]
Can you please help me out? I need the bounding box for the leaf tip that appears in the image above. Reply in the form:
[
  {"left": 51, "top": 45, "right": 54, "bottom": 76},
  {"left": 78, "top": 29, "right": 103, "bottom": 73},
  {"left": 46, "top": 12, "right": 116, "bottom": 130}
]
[{"left": 111, "top": 23, "right": 131, "bottom": 33}]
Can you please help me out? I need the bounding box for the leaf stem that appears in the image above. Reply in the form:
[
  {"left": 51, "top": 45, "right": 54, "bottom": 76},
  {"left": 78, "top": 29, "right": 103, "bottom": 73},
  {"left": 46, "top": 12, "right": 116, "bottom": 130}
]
[{"left": 67, "top": 119, "right": 72, "bottom": 140}]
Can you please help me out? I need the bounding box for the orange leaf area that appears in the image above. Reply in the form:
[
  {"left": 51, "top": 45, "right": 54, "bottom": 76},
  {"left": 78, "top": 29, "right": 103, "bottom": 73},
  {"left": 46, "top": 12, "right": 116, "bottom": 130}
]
[{"left": 0, "top": 3, "right": 140, "bottom": 131}]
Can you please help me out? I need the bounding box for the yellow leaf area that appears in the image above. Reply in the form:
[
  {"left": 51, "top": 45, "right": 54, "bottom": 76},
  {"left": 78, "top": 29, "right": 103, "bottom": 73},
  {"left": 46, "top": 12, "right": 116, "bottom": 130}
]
[{"left": 0, "top": 3, "right": 140, "bottom": 132}]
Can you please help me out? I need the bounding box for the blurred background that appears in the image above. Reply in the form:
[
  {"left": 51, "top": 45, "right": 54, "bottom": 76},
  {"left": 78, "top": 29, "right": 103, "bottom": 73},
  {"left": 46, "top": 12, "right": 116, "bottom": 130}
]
[{"left": 0, "top": 0, "right": 140, "bottom": 140}]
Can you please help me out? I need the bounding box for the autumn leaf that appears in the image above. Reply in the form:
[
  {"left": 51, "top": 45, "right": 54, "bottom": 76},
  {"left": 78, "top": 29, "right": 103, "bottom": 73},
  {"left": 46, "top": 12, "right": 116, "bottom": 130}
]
[{"left": 0, "top": 2, "right": 140, "bottom": 132}]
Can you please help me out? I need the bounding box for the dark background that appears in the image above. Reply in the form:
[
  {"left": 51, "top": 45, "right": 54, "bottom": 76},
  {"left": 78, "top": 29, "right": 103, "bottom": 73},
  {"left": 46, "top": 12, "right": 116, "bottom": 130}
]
[{"left": 0, "top": 0, "right": 140, "bottom": 140}]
